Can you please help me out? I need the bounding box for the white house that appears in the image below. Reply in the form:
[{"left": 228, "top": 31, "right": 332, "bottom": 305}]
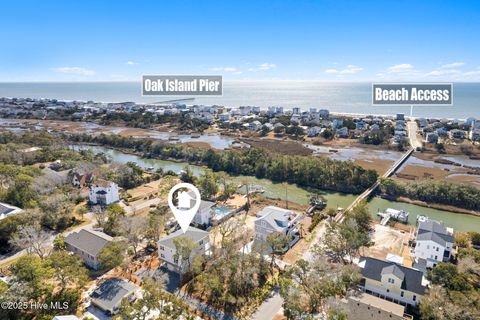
[
  {"left": 89, "top": 179, "right": 119, "bottom": 205},
  {"left": 413, "top": 220, "right": 454, "bottom": 268},
  {"left": 192, "top": 200, "right": 215, "bottom": 226},
  {"left": 254, "top": 206, "right": 302, "bottom": 252},
  {"left": 0, "top": 202, "right": 23, "bottom": 220},
  {"left": 157, "top": 227, "right": 210, "bottom": 274}
]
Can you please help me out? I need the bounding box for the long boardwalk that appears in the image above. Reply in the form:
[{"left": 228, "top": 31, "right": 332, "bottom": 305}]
[{"left": 335, "top": 147, "right": 414, "bottom": 223}]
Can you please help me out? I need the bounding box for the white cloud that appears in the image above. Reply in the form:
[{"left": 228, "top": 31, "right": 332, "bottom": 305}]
[
  {"left": 324, "top": 65, "right": 363, "bottom": 75},
  {"left": 325, "top": 68, "right": 339, "bottom": 74},
  {"left": 126, "top": 60, "right": 139, "bottom": 65},
  {"left": 386, "top": 64, "right": 415, "bottom": 73},
  {"left": 424, "top": 69, "right": 462, "bottom": 77},
  {"left": 211, "top": 66, "right": 242, "bottom": 74},
  {"left": 52, "top": 67, "right": 95, "bottom": 76},
  {"left": 339, "top": 65, "right": 363, "bottom": 74},
  {"left": 440, "top": 62, "right": 465, "bottom": 69},
  {"left": 248, "top": 63, "right": 277, "bottom": 72}
]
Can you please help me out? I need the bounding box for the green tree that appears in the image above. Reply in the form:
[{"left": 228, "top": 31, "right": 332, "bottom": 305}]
[
  {"left": 116, "top": 277, "right": 194, "bottom": 320},
  {"left": 10, "top": 255, "right": 53, "bottom": 299},
  {"left": 266, "top": 231, "right": 290, "bottom": 273},
  {"left": 47, "top": 250, "right": 89, "bottom": 292},
  {"left": 98, "top": 242, "right": 126, "bottom": 271},
  {"left": 173, "top": 237, "right": 199, "bottom": 275},
  {"left": 198, "top": 170, "right": 218, "bottom": 200}
]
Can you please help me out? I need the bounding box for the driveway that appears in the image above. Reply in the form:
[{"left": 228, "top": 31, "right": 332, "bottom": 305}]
[{"left": 251, "top": 288, "right": 283, "bottom": 320}]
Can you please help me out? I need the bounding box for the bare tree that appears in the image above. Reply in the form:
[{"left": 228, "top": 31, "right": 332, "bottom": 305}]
[
  {"left": 10, "top": 224, "right": 52, "bottom": 259},
  {"left": 119, "top": 215, "right": 148, "bottom": 257}
]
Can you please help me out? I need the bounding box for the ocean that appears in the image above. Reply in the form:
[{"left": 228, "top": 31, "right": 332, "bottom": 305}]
[{"left": 0, "top": 81, "right": 479, "bottom": 118}]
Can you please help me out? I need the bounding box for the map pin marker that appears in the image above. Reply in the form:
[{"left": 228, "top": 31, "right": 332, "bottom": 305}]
[{"left": 168, "top": 183, "right": 201, "bottom": 233}]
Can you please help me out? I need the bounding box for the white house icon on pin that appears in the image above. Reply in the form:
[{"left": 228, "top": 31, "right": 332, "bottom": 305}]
[{"left": 177, "top": 191, "right": 195, "bottom": 209}]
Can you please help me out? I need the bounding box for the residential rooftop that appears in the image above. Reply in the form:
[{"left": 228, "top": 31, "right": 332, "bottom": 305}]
[{"left": 64, "top": 229, "right": 113, "bottom": 257}]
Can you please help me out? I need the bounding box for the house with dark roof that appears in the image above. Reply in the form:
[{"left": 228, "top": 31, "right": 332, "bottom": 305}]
[
  {"left": 64, "top": 229, "right": 113, "bottom": 270},
  {"left": 0, "top": 202, "right": 22, "bottom": 220},
  {"left": 71, "top": 171, "right": 94, "bottom": 188},
  {"left": 340, "top": 293, "right": 413, "bottom": 320},
  {"left": 90, "top": 277, "right": 137, "bottom": 315},
  {"left": 157, "top": 227, "right": 210, "bottom": 274},
  {"left": 413, "top": 219, "right": 454, "bottom": 268},
  {"left": 358, "top": 256, "right": 427, "bottom": 307}
]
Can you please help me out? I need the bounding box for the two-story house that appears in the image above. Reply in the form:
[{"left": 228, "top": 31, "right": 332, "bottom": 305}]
[
  {"left": 254, "top": 206, "right": 302, "bottom": 253},
  {"left": 64, "top": 229, "right": 113, "bottom": 270},
  {"left": 192, "top": 200, "right": 215, "bottom": 226},
  {"left": 157, "top": 227, "right": 210, "bottom": 274},
  {"left": 359, "top": 256, "right": 427, "bottom": 308},
  {"left": 89, "top": 179, "right": 119, "bottom": 205},
  {"left": 413, "top": 219, "right": 454, "bottom": 268}
]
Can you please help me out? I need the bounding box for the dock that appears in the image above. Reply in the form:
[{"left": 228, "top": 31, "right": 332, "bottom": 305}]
[
  {"left": 377, "top": 208, "right": 409, "bottom": 225},
  {"left": 335, "top": 148, "right": 414, "bottom": 223}
]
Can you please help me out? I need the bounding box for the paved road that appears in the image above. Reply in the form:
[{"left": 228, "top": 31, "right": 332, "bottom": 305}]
[
  {"left": 251, "top": 289, "right": 283, "bottom": 320},
  {"left": 407, "top": 120, "right": 422, "bottom": 149}
]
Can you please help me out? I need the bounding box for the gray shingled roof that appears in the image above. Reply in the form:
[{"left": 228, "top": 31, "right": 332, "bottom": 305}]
[
  {"left": 64, "top": 229, "right": 113, "bottom": 257},
  {"left": 417, "top": 220, "right": 454, "bottom": 246},
  {"left": 199, "top": 200, "right": 215, "bottom": 211},
  {"left": 360, "top": 256, "right": 426, "bottom": 295},
  {"left": 381, "top": 264, "right": 405, "bottom": 281},
  {"left": 158, "top": 227, "right": 209, "bottom": 249},
  {"left": 418, "top": 220, "right": 447, "bottom": 234},
  {"left": 0, "top": 203, "right": 15, "bottom": 215},
  {"left": 256, "top": 206, "right": 298, "bottom": 232},
  {"left": 90, "top": 277, "right": 137, "bottom": 312}
]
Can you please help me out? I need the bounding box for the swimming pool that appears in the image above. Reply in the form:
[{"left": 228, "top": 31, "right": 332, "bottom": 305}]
[{"left": 213, "top": 206, "right": 232, "bottom": 218}]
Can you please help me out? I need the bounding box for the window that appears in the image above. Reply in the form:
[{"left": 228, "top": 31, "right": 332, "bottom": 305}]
[
  {"left": 435, "top": 255, "right": 438, "bottom": 260},
  {"left": 160, "top": 254, "right": 165, "bottom": 258},
  {"left": 413, "top": 295, "right": 417, "bottom": 301},
  {"left": 388, "top": 278, "right": 394, "bottom": 284},
  {"left": 159, "top": 246, "right": 164, "bottom": 251},
  {"left": 436, "top": 247, "right": 439, "bottom": 252},
  {"left": 199, "top": 240, "right": 204, "bottom": 245},
  {"left": 387, "top": 289, "right": 390, "bottom": 293},
  {"left": 401, "top": 291, "right": 404, "bottom": 297},
  {"left": 173, "top": 257, "right": 179, "bottom": 264}
]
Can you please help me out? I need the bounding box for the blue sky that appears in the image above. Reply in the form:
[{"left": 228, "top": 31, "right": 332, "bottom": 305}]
[{"left": 1, "top": 0, "right": 479, "bottom": 81}]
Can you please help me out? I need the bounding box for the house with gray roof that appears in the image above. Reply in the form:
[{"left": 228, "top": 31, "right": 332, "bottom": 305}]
[
  {"left": 254, "top": 206, "right": 303, "bottom": 253},
  {"left": 157, "top": 227, "right": 210, "bottom": 274},
  {"left": 0, "top": 202, "right": 22, "bottom": 220},
  {"left": 64, "top": 229, "right": 113, "bottom": 270},
  {"left": 358, "top": 256, "right": 427, "bottom": 307},
  {"left": 192, "top": 200, "right": 215, "bottom": 226},
  {"left": 413, "top": 219, "right": 454, "bottom": 268},
  {"left": 90, "top": 277, "right": 137, "bottom": 315}
]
